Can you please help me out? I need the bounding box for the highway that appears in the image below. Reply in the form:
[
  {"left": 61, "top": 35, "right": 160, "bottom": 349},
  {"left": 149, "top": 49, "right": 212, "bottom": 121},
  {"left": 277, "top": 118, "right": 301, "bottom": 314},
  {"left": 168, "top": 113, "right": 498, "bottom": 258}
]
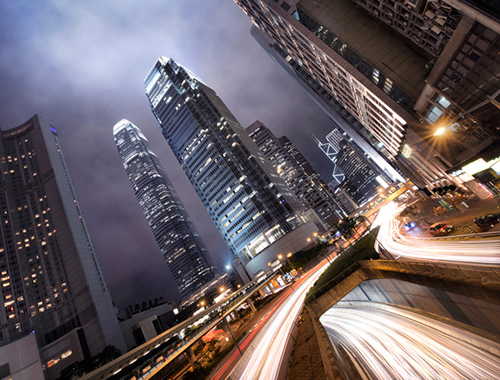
[
  {"left": 321, "top": 302, "right": 500, "bottom": 380},
  {"left": 375, "top": 202, "right": 500, "bottom": 265},
  {"left": 219, "top": 261, "right": 327, "bottom": 379}
]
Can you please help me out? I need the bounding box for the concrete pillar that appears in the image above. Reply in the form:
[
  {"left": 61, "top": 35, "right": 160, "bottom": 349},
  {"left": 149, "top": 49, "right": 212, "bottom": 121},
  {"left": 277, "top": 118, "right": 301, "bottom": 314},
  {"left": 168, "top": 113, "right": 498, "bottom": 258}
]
[
  {"left": 266, "top": 283, "right": 275, "bottom": 294},
  {"left": 247, "top": 298, "right": 257, "bottom": 314},
  {"left": 184, "top": 346, "right": 196, "bottom": 366}
]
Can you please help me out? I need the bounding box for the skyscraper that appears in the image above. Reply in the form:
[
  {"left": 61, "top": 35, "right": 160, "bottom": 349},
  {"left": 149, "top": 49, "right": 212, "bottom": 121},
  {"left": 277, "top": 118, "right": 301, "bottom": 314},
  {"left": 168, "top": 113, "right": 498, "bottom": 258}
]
[
  {"left": 233, "top": 0, "right": 500, "bottom": 194},
  {"left": 0, "top": 115, "right": 125, "bottom": 379},
  {"left": 247, "top": 121, "right": 345, "bottom": 225},
  {"left": 113, "top": 120, "right": 215, "bottom": 301},
  {"left": 315, "top": 128, "right": 390, "bottom": 207},
  {"left": 144, "top": 57, "right": 318, "bottom": 277}
]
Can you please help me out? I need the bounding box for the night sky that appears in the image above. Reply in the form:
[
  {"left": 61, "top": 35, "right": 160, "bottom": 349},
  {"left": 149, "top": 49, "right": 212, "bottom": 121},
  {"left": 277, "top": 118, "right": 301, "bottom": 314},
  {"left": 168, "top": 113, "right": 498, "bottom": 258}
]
[{"left": 0, "top": 0, "right": 338, "bottom": 308}]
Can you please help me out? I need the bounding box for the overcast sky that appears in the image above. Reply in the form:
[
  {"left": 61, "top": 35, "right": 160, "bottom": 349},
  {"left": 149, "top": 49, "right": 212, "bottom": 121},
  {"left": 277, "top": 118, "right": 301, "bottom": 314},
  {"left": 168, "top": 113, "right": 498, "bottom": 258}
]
[{"left": 0, "top": 0, "right": 337, "bottom": 308}]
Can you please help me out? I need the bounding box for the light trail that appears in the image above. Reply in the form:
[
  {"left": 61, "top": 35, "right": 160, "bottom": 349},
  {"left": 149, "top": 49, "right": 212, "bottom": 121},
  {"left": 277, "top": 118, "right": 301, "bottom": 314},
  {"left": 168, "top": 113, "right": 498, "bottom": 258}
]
[
  {"left": 376, "top": 202, "right": 500, "bottom": 264},
  {"left": 321, "top": 303, "right": 500, "bottom": 380},
  {"left": 235, "top": 263, "right": 327, "bottom": 379}
]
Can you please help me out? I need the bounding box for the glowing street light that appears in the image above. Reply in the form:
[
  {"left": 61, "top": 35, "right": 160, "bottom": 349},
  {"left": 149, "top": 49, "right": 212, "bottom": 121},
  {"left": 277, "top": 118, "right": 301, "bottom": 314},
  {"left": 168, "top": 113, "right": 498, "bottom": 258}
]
[{"left": 433, "top": 126, "right": 446, "bottom": 136}]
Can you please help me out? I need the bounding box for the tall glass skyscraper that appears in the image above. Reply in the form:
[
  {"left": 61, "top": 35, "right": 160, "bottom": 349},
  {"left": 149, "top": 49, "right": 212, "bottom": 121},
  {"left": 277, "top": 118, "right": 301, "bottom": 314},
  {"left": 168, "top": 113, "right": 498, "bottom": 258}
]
[
  {"left": 233, "top": 0, "right": 497, "bottom": 191},
  {"left": 113, "top": 119, "right": 214, "bottom": 300},
  {"left": 144, "top": 58, "right": 316, "bottom": 275},
  {"left": 247, "top": 121, "right": 345, "bottom": 225},
  {"left": 0, "top": 115, "right": 125, "bottom": 379}
]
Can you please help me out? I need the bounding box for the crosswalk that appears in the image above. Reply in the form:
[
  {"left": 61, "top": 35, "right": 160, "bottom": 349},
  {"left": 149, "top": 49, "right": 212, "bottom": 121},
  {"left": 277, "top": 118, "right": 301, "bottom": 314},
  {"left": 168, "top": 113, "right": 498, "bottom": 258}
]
[{"left": 448, "top": 225, "right": 476, "bottom": 236}]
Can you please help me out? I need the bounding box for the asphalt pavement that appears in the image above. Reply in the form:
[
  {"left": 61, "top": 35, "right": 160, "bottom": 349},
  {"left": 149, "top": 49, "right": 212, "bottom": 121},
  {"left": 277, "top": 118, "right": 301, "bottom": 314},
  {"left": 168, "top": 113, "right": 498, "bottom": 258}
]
[{"left": 401, "top": 193, "right": 500, "bottom": 236}]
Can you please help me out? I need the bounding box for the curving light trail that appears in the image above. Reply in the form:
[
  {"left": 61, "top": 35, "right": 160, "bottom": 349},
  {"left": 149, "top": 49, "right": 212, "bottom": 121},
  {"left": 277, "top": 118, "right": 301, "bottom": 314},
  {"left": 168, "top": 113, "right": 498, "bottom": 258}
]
[
  {"left": 237, "top": 263, "right": 327, "bottom": 379},
  {"left": 376, "top": 202, "right": 500, "bottom": 264},
  {"left": 321, "top": 304, "right": 500, "bottom": 380}
]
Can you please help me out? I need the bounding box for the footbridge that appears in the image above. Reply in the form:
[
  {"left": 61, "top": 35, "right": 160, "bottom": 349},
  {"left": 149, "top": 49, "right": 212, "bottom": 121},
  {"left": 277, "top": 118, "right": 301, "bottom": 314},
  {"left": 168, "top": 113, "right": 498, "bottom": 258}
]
[{"left": 80, "top": 270, "right": 283, "bottom": 380}]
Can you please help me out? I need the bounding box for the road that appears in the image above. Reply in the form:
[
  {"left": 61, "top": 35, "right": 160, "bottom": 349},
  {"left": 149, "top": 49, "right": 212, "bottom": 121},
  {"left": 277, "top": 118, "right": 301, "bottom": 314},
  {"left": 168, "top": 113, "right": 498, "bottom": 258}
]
[
  {"left": 211, "top": 261, "right": 327, "bottom": 379},
  {"left": 237, "top": 264, "right": 326, "bottom": 379},
  {"left": 209, "top": 286, "right": 293, "bottom": 380},
  {"left": 375, "top": 202, "right": 500, "bottom": 264},
  {"left": 321, "top": 302, "right": 500, "bottom": 380}
]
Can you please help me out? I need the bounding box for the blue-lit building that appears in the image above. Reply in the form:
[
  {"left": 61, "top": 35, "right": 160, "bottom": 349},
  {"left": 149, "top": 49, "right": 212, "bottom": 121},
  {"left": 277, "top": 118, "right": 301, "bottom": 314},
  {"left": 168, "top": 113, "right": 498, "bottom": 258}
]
[
  {"left": 144, "top": 57, "right": 318, "bottom": 277},
  {"left": 113, "top": 120, "right": 215, "bottom": 300}
]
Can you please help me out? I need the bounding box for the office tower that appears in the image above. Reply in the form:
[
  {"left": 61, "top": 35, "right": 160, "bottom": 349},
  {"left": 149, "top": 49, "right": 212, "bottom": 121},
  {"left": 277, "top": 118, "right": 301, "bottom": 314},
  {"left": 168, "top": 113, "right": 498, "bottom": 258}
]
[
  {"left": 0, "top": 115, "right": 125, "bottom": 379},
  {"left": 113, "top": 120, "right": 215, "bottom": 301},
  {"left": 233, "top": 0, "right": 500, "bottom": 195},
  {"left": 145, "top": 57, "right": 318, "bottom": 277},
  {"left": 334, "top": 187, "right": 358, "bottom": 215},
  {"left": 247, "top": 121, "right": 345, "bottom": 225},
  {"left": 336, "top": 140, "right": 381, "bottom": 206},
  {"left": 315, "top": 134, "right": 381, "bottom": 207}
]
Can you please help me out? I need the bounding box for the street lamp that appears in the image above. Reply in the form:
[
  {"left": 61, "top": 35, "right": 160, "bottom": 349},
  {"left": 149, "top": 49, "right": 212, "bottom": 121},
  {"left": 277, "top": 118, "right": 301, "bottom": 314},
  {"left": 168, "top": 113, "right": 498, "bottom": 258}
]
[{"left": 433, "top": 126, "right": 447, "bottom": 136}]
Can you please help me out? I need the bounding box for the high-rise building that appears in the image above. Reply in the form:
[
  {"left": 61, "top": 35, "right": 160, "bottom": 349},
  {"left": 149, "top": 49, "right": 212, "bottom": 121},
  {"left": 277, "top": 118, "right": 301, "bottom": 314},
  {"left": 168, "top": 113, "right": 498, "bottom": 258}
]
[
  {"left": 336, "top": 140, "right": 381, "bottom": 206},
  {"left": 144, "top": 57, "right": 318, "bottom": 277},
  {"left": 0, "top": 115, "right": 125, "bottom": 379},
  {"left": 316, "top": 128, "right": 390, "bottom": 207},
  {"left": 113, "top": 120, "right": 215, "bottom": 301},
  {"left": 247, "top": 121, "right": 345, "bottom": 225},
  {"left": 315, "top": 134, "right": 381, "bottom": 208},
  {"left": 233, "top": 0, "right": 500, "bottom": 194}
]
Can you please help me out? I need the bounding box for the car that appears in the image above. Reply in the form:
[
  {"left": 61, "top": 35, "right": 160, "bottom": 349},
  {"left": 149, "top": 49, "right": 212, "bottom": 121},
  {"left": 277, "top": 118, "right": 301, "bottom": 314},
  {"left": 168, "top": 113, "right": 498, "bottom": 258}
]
[
  {"left": 429, "top": 223, "right": 454, "bottom": 236},
  {"left": 474, "top": 213, "right": 500, "bottom": 231},
  {"left": 404, "top": 221, "right": 416, "bottom": 231}
]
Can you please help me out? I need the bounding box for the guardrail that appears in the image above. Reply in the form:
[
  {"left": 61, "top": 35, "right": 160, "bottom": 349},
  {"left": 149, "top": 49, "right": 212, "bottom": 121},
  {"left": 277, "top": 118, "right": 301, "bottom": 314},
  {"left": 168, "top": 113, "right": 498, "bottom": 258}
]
[
  {"left": 80, "top": 270, "right": 278, "bottom": 380},
  {"left": 304, "top": 259, "right": 500, "bottom": 307}
]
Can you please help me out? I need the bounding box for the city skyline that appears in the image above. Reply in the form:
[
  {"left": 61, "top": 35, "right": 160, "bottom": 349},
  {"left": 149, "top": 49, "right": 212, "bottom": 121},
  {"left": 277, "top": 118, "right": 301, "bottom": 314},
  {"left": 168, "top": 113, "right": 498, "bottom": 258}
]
[{"left": 0, "top": 0, "right": 339, "bottom": 307}]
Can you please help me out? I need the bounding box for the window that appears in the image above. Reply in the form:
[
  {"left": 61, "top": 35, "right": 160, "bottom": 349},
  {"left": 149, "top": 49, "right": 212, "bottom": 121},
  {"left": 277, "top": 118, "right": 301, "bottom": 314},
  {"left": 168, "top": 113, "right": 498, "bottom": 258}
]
[{"left": 281, "top": 2, "right": 291, "bottom": 11}]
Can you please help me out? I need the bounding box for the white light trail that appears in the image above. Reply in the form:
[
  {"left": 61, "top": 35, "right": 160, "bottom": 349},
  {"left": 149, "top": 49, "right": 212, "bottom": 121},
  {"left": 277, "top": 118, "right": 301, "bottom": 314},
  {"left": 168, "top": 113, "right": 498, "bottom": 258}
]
[
  {"left": 377, "top": 202, "right": 500, "bottom": 264},
  {"left": 321, "top": 304, "right": 500, "bottom": 380},
  {"left": 238, "top": 265, "right": 326, "bottom": 379}
]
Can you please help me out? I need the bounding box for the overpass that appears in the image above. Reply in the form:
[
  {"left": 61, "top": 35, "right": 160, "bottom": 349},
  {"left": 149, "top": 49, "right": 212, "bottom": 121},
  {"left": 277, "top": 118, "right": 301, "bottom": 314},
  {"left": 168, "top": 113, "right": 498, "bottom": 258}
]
[
  {"left": 303, "top": 260, "right": 500, "bottom": 379},
  {"left": 80, "top": 269, "right": 284, "bottom": 380}
]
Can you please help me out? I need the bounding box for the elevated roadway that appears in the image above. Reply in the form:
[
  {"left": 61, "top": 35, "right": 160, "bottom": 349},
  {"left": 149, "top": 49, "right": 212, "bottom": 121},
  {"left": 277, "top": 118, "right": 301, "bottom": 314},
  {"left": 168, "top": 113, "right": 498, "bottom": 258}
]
[{"left": 80, "top": 270, "right": 281, "bottom": 380}]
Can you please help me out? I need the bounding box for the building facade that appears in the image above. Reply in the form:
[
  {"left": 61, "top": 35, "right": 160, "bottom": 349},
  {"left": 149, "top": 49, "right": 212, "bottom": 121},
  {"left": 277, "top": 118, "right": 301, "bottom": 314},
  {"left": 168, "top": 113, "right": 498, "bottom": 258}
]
[
  {"left": 113, "top": 120, "right": 215, "bottom": 301},
  {"left": 233, "top": 0, "right": 500, "bottom": 194},
  {"left": 247, "top": 121, "right": 345, "bottom": 225},
  {"left": 315, "top": 128, "right": 389, "bottom": 207},
  {"left": 144, "top": 57, "right": 318, "bottom": 277},
  {"left": 0, "top": 115, "right": 125, "bottom": 379}
]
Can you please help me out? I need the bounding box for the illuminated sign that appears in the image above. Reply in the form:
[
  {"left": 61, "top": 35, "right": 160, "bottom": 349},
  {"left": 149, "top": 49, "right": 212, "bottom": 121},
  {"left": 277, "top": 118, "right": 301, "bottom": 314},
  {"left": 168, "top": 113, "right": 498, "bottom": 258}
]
[
  {"left": 462, "top": 156, "right": 500, "bottom": 176},
  {"left": 401, "top": 144, "right": 412, "bottom": 159}
]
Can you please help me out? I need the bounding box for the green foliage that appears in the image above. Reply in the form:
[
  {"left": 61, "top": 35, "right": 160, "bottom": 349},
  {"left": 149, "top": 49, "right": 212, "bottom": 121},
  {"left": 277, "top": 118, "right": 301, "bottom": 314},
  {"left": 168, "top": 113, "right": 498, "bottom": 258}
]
[
  {"left": 283, "top": 242, "right": 329, "bottom": 272},
  {"left": 306, "top": 228, "right": 380, "bottom": 301}
]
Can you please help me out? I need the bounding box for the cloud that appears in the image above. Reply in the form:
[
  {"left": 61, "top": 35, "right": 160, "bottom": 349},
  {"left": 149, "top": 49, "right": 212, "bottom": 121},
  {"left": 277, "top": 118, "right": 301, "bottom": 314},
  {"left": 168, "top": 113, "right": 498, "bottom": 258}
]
[{"left": 0, "top": 0, "right": 336, "bottom": 308}]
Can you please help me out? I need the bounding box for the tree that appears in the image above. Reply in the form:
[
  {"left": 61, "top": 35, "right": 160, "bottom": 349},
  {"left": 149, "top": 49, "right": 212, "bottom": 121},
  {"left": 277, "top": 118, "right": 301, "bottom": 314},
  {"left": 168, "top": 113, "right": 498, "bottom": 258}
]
[{"left": 337, "top": 217, "right": 357, "bottom": 239}]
